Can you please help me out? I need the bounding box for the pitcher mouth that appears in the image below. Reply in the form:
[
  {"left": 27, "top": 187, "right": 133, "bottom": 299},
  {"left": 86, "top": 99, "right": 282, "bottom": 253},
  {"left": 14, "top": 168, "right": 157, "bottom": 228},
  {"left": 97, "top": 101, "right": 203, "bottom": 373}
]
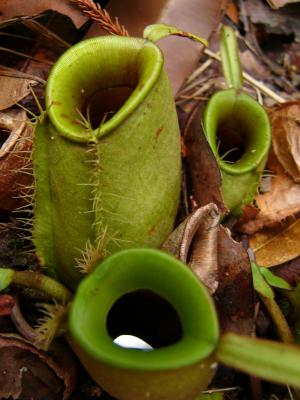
[
  {"left": 69, "top": 249, "right": 219, "bottom": 371},
  {"left": 203, "top": 89, "right": 271, "bottom": 175},
  {"left": 46, "top": 36, "right": 163, "bottom": 143}
]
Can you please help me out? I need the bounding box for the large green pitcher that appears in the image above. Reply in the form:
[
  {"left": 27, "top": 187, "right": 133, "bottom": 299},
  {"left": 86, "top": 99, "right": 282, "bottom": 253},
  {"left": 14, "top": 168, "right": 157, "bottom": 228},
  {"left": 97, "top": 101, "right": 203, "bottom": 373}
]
[{"left": 33, "top": 36, "right": 181, "bottom": 289}]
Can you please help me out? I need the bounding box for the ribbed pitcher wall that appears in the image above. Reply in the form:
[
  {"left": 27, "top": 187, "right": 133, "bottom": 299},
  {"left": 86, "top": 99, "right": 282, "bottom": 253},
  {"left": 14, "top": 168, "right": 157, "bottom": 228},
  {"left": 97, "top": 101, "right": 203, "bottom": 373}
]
[{"left": 33, "top": 36, "right": 181, "bottom": 289}]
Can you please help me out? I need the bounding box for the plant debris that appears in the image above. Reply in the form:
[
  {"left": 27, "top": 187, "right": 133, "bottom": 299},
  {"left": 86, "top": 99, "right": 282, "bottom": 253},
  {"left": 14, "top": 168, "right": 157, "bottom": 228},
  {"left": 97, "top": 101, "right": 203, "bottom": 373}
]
[
  {"left": 0, "top": 109, "right": 33, "bottom": 212},
  {"left": 0, "top": 0, "right": 88, "bottom": 28},
  {"left": 0, "top": 334, "right": 77, "bottom": 400},
  {"left": 271, "top": 102, "right": 300, "bottom": 183},
  {"left": 162, "top": 203, "right": 220, "bottom": 293}
]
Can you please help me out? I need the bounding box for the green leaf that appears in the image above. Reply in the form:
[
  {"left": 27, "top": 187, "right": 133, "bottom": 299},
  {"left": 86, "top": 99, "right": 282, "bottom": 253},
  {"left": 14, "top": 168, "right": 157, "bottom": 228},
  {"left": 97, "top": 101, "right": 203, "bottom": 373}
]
[
  {"left": 251, "top": 262, "right": 274, "bottom": 299},
  {"left": 217, "top": 333, "right": 300, "bottom": 390},
  {"left": 260, "top": 267, "right": 292, "bottom": 291},
  {"left": 220, "top": 25, "right": 243, "bottom": 90},
  {"left": 0, "top": 268, "right": 14, "bottom": 291},
  {"left": 143, "top": 23, "right": 208, "bottom": 46}
]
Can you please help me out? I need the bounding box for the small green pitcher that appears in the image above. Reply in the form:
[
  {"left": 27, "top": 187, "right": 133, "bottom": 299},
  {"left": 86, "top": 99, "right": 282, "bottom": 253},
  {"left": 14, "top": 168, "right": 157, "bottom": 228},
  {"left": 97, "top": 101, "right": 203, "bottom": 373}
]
[{"left": 203, "top": 26, "right": 271, "bottom": 214}]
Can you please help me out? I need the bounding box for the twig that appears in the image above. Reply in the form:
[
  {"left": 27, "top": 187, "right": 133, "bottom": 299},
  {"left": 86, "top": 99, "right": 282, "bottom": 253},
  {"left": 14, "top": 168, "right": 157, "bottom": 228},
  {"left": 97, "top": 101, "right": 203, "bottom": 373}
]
[
  {"left": 0, "top": 46, "right": 53, "bottom": 65},
  {"left": 22, "top": 19, "right": 71, "bottom": 51},
  {"left": 0, "top": 65, "right": 46, "bottom": 85},
  {"left": 71, "top": 0, "right": 129, "bottom": 36},
  {"left": 204, "top": 48, "right": 286, "bottom": 104},
  {"left": 202, "top": 386, "right": 240, "bottom": 394},
  {"left": 186, "top": 59, "right": 213, "bottom": 83}
]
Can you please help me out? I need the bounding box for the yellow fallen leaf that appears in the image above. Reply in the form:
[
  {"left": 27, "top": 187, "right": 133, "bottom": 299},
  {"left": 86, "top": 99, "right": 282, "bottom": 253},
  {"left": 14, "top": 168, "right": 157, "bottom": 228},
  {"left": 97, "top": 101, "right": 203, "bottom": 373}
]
[
  {"left": 250, "top": 218, "right": 300, "bottom": 267},
  {"left": 267, "top": 0, "right": 300, "bottom": 9}
]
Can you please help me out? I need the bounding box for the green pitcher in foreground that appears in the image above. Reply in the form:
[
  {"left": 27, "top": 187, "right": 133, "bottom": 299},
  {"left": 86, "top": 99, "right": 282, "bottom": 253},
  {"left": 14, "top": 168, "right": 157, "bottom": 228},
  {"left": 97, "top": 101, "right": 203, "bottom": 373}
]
[
  {"left": 33, "top": 35, "right": 181, "bottom": 288},
  {"left": 69, "top": 249, "right": 300, "bottom": 400},
  {"left": 2, "top": 250, "right": 300, "bottom": 400}
]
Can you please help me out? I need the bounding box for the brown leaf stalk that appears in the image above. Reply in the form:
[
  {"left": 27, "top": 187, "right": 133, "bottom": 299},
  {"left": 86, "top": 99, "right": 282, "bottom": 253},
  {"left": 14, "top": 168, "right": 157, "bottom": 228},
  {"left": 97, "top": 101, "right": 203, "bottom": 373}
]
[{"left": 71, "top": 0, "right": 129, "bottom": 36}]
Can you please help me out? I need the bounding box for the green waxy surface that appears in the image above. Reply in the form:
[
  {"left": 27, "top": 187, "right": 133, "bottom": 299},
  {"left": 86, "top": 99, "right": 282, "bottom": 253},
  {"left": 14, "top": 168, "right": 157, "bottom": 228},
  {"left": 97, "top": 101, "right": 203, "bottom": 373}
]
[{"left": 33, "top": 36, "right": 181, "bottom": 288}]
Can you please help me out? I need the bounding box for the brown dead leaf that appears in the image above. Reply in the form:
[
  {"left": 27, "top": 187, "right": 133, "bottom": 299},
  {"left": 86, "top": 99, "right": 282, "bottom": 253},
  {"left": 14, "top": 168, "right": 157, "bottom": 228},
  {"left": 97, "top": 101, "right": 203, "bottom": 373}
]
[
  {"left": 0, "top": 0, "right": 88, "bottom": 28},
  {"left": 215, "top": 226, "right": 255, "bottom": 335},
  {"left": 239, "top": 50, "right": 270, "bottom": 81},
  {"left": 0, "top": 76, "right": 36, "bottom": 111},
  {"left": 271, "top": 102, "right": 300, "bottom": 183},
  {"left": 0, "top": 334, "right": 77, "bottom": 400},
  {"left": 245, "top": 0, "right": 300, "bottom": 41},
  {"left": 250, "top": 218, "right": 300, "bottom": 267},
  {"left": 183, "top": 103, "right": 227, "bottom": 214},
  {"left": 272, "top": 256, "right": 300, "bottom": 285},
  {"left": 0, "top": 109, "right": 33, "bottom": 211},
  {"left": 238, "top": 149, "right": 300, "bottom": 234},
  {"left": 162, "top": 203, "right": 220, "bottom": 293}
]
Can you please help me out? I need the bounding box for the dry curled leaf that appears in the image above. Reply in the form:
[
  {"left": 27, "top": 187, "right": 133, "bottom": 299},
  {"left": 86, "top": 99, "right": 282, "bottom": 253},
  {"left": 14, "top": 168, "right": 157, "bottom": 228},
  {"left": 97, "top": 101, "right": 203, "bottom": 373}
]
[
  {"left": 250, "top": 218, "right": 300, "bottom": 267},
  {"left": 162, "top": 203, "right": 220, "bottom": 293},
  {"left": 0, "top": 0, "right": 88, "bottom": 28},
  {"left": 271, "top": 102, "right": 300, "bottom": 183},
  {"left": 0, "top": 334, "right": 77, "bottom": 400},
  {"left": 0, "top": 109, "right": 33, "bottom": 211}
]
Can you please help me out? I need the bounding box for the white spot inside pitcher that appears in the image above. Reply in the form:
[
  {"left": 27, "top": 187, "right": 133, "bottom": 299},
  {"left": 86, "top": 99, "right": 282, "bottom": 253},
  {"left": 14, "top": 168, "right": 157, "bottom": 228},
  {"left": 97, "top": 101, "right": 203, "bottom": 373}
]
[
  {"left": 210, "top": 362, "right": 218, "bottom": 370},
  {"left": 113, "top": 335, "right": 153, "bottom": 351}
]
